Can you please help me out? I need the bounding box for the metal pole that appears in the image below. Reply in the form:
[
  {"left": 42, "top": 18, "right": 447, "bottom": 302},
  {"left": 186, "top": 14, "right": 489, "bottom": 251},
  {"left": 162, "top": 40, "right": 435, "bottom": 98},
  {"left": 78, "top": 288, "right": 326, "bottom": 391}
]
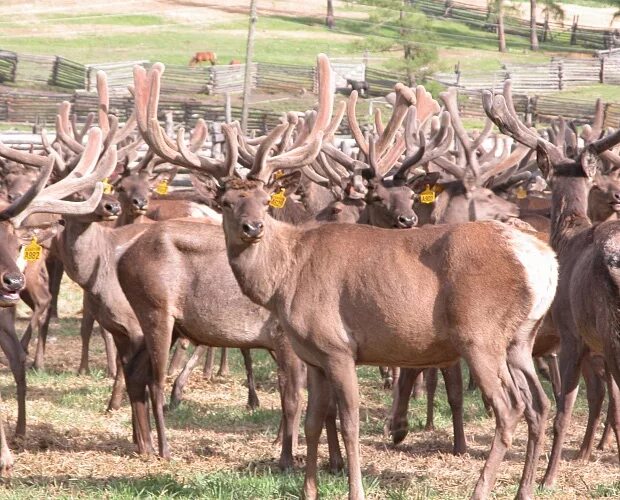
[{"left": 241, "top": 0, "right": 258, "bottom": 134}]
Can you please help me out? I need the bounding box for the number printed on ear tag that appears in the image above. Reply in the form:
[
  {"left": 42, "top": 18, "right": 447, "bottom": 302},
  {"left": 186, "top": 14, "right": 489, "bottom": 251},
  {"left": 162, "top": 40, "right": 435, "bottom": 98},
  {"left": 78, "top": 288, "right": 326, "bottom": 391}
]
[
  {"left": 155, "top": 179, "right": 168, "bottom": 195},
  {"left": 269, "top": 188, "right": 287, "bottom": 209},
  {"left": 24, "top": 237, "right": 42, "bottom": 262},
  {"left": 420, "top": 184, "right": 436, "bottom": 204}
]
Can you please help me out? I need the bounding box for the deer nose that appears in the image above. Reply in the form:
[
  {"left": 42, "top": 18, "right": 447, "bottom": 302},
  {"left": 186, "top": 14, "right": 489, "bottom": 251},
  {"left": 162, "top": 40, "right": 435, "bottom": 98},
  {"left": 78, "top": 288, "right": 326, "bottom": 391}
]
[
  {"left": 132, "top": 197, "right": 148, "bottom": 210},
  {"left": 2, "top": 272, "right": 24, "bottom": 292},
  {"left": 242, "top": 221, "right": 264, "bottom": 238},
  {"left": 104, "top": 201, "right": 121, "bottom": 215},
  {"left": 613, "top": 192, "right": 620, "bottom": 202},
  {"left": 397, "top": 215, "right": 417, "bottom": 228},
  {"left": 7, "top": 192, "right": 21, "bottom": 203}
]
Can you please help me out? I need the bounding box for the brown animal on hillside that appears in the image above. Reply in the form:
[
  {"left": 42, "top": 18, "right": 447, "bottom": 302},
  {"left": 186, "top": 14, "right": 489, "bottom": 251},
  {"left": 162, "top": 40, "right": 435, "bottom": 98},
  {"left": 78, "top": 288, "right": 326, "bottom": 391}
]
[
  {"left": 229, "top": 59, "right": 241, "bottom": 65},
  {"left": 482, "top": 80, "right": 620, "bottom": 488},
  {"left": 189, "top": 51, "right": 217, "bottom": 66}
]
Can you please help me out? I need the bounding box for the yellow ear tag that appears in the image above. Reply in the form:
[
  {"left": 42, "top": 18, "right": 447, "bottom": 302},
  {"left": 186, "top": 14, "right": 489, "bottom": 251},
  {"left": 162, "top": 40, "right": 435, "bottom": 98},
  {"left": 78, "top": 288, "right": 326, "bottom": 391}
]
[
  {"left": 269, "top": 188, "right": 287, "bottom": 209},
  {"left": 420, "top": 185, "right": 436, "bottom": 204},
  {"left": 274, "top": 170, "right": 285, "bottom": 180},
  {"left": 155, "top": 179, "right": 168, "bottom": 195},
  {"left": 102, "top": 178, "right": 113, "bottom": 195},
  {"left": 516, "top": 186, "right": 527, "bottom": 199},
  {"left": 23, "top": 237, "right": 42, "bottom": 262}
]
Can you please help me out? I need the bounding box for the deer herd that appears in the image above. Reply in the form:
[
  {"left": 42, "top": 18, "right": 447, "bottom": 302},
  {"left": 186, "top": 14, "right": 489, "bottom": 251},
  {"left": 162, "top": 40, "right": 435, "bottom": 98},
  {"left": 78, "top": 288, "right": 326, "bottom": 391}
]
[{"left": 0, "top": 53, "right": 619, "bottom": 498}]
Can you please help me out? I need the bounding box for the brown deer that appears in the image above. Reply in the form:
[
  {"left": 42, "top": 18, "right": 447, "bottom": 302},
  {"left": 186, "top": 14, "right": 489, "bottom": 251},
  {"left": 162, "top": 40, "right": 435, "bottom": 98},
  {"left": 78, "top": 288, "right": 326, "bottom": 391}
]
[
  {"left": 117, "top": 60, "right": 344, "bottom": 470},
  {"left": 160, "top": 54, "right": 558, "bottom": 500},
  {"left": 189, "top": 51, "right": 217, "bottom": 67},
  {"left": 481, "top": 80, "right": 620, "bottom": 489}
]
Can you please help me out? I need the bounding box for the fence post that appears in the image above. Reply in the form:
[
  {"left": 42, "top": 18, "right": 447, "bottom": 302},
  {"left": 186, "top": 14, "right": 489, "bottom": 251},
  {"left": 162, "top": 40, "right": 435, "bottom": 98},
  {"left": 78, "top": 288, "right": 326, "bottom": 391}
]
[
  {"left": 50, "top": 56, "right": 60, "bottom": 87},
  {"left": 600, "top": 56, "right": 606, "bottom": 84},
  {"left": 558, "top": 61, "right": 564, "bottom": 91},
  {"left": 224, "top": 92, "right": 232, "bottom": 124}
]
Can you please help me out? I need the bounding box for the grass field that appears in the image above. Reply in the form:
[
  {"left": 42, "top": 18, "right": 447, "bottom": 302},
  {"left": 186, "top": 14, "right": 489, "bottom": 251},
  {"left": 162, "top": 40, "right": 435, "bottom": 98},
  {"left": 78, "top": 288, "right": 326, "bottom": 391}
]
[{"left": 0, "top": 278, "right": 614, "bottom": 498}]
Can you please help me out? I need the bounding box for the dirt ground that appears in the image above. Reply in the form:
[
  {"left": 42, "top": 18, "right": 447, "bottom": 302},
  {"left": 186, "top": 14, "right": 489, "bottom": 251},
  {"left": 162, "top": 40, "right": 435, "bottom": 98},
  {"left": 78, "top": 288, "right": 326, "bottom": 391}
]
[{"left": 0, "top": 279, "right": 614, "bottom": 498}]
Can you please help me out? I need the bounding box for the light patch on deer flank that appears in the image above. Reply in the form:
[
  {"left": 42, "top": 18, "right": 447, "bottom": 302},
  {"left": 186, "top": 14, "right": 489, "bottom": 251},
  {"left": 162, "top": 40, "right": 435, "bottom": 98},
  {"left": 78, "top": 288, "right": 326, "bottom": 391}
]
[
  {"left": 500, "top": 224, "right": 559, "bottom": 321},
  {"left": 188, "top": 203, "right": 222, "bottom": 224}
]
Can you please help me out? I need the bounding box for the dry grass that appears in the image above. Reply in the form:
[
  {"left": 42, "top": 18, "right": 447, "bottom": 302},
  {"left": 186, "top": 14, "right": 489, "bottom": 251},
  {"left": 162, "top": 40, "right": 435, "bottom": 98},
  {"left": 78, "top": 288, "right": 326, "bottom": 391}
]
[{"left": 0, "top": 278, "right": 615, "bottom": 498}]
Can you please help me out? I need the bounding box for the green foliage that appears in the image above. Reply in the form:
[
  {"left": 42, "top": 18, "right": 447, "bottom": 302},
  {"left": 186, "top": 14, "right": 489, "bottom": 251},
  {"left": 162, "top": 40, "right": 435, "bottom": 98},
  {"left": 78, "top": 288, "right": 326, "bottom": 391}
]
[{"left": 356, "top": 1, "right": 438, "bottom": 84}]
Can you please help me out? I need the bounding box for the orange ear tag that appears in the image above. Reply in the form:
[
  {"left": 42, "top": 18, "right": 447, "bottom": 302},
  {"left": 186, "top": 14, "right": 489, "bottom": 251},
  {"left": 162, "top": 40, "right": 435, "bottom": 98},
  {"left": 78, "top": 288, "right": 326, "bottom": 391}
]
[
  {"left": 23, "top": 237, "right": 42, "bottom": 262},
  {"left": 155, "top": 179, "right": 169, "bottom": 195},
  {"left": 102, "top": 178, "right": 114, "bottom": 194},
  {"left": 420, "top": 184, "right": 436, "bottom": 204},
  {"left": 269, "top": 188, "right": 287, "bottom": 209}
]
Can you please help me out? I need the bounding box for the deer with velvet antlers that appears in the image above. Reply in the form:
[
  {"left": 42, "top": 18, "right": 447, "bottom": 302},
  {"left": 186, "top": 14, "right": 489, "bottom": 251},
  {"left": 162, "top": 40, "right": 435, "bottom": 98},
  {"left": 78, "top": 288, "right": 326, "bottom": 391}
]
[{"left": 134, "top": 53, "right": 559, "bottom": 500}]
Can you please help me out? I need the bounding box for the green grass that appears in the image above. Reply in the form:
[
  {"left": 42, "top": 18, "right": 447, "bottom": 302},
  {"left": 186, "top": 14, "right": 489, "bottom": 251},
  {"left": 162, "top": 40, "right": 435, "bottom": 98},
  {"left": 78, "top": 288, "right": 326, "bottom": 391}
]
[
  {"left": 41, "top": 13, "right": 168, "bottom": 26},
  {"left": 547, "top": 83, "right": 620, "bottom": 103}
]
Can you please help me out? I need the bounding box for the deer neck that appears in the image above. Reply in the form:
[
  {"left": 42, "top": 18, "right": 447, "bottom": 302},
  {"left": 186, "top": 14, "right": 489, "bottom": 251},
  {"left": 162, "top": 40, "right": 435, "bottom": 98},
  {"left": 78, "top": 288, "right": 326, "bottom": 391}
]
[
  {"left": 550, "top": 174, "right": 592, "bottom": 252},
  {"left": 224, "top": 216, "right": 297, "bottom": 308},
  {"left": 58, "top": 218, "right": 112, "bottom": 289}
]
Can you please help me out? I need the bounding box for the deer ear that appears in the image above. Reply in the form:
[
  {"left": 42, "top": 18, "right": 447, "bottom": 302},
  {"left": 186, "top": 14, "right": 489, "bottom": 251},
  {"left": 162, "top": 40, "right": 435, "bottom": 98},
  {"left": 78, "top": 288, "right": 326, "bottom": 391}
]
[
  {"left": 271, "top": 170, "right": 302, "bottom": 194},
  {"left": 580, "top": 146, "right": 602, "bottom": 180},
  {"left": 408, "top": 172, "right": 441, "bottom": 193}
]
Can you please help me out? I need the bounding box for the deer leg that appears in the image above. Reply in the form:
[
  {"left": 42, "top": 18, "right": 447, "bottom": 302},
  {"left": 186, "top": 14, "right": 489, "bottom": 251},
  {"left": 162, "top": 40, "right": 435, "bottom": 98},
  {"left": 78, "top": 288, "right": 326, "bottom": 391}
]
[
  {"left": 167, "top": 337, "right": 190, "bottom": 376},
  {"left": 101, "top": 328, "right": 117, "bottom": 378},
  {"left": 604, "top": 369, "right": 620, "bottom": 465},
  {"left": 424, "top": 367, "right": 438, "bottom": 431},
  {"left": 598, "top": 403, "right": 614, "bottom": 451},
  {"left": 123, "top": 351, "right": 154, "bottom": 455},
  {"left": 170, "top": 345, "right": 207, "bottom": 410},
  {"left": 388, "top": 367, "right": 422, "bottom": 444},
  {"left": 378, "top": 366, "right": 391, "bottom": 389},
  {"left": 546, "top": 353, "right": 561, "bottom": 405},
  {"left": 106, "top": 355, "right": 124, "bottom": 412},
  {"left": 326, "top": 357, "right": 363, "bottom": 499},
  {"left": 325, "top": 388, "right": 344, "bottom": 473},
  {"left": 275, "top": 338, "right": 304, "bottom": 471},
  {"left": 241, "top": 349, "right": 260, "bottom": 410},
  {"left": 77, "top": 297, "right": 95, "bottom": 375},
  {"left": 507, "top": 343, "right": 550, "bottom": 500},
  {"left": 542, "top": 337, "right": 585, "bottom": 488},
  {"left": 576, "top": 355, "right": 605, "bottom": 462},
  {"left": 0, "top": 392, "right": 13, "bottom": 475},
  {"left": 46, "top": 258, "right": 63, "bottom": 320},
  {"left": 303, "top": 365, "right": 330, "bottom": 500},
  {"left": 203, "top": 347, "right": 216, "bottom": 380},
  {"left": 442, "top": 361, "right": 466, "bottom": 455},
  {"left": 412, "top": 370, "right": 425, "bottom": 399},
  {"left": 217, "top": 348, "right": 229, "bottom": 377},
  {"left": 0, "top": 324, "right": 27, "bottom": 437},
  {"left": 469, "top": 351, "right": 523, "bottom": 500}
]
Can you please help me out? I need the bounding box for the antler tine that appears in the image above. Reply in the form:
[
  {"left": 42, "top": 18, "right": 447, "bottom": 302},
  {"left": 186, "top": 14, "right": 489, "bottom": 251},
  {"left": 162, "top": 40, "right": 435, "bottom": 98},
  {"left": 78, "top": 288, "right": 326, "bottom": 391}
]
[
  {"left": 347, "top": 90, "right": 368, "bottom": 156},
  {"left": 418, "top": 111, "right": 454, "bottom": 165},
  {"left": 375, "top": 83, "right": 416, "bottom": 156},
  {"left": 133, "top": 65, "right": 149, "bottom": 137},
  {"left": 590, "top": 98, "right": 605, "bottom": 141},
  {"left": 405, "top": 106, "right": 419, "bottom": 155},
  {"left": 480, "top": 143, "right": 531, "bottom": 184},
  {"left": 249, "top": 53, "right": 333, "bottom": 182},
  {"left": 377, "top": 133, "right": 405, "bottom": 176},
  {"left": 316, "top": 151, "right": 347, "bottom": 186},
  {"left": 302, "top": 164, "right": 329, "bottom": 185},
  {"left": 393, "top": 131, "right": 426, "bottom": 184},
  {"left": 322, "top": 142, "right": 368, "bottom": 174},
  {"left": 11, "top": 144, "right": 116, "bottom": 227},
  {"left": 278, "top": 112, "right": 299, "bottom": 154},
  {"left": 56, "top": 102, "right": 84, "bottom": 154},
  {"left": 189, "top": 119, "right": 208, "bottom": 152},
  {"left": 75, "top": 112, "right": 95, "bottom": 143},
  {"left": 0, "top": 156, "right": 54, "bottom": 222},
  {"left": 414, "top": 85, "right": 440, "bottom": 124},
  {"left": 325, "top": 101, "right": 346, "bottom": 142},
  {"left": 96, "top": 70, "right": 110, "bottom": 136},
  {"left": 374, "top": 108, "right": 384, "bottom": 136},
  {"left": 589, "top": 126, "right": 620, "bottom": 155},
  {"left": 113, "top": 110, "right": 138, "bottom": 145},
  {"left": 471, "top": 118, "right": 493, "bottom": 150},
  {"left": 0, "top": 138, "right": 50, "bottom": 168},
  {"left": 249, "top": 121, "right": 290, "bottom": 181},
  {"left": 555, "top": 117, "right": 566, "bottom": 151}
]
